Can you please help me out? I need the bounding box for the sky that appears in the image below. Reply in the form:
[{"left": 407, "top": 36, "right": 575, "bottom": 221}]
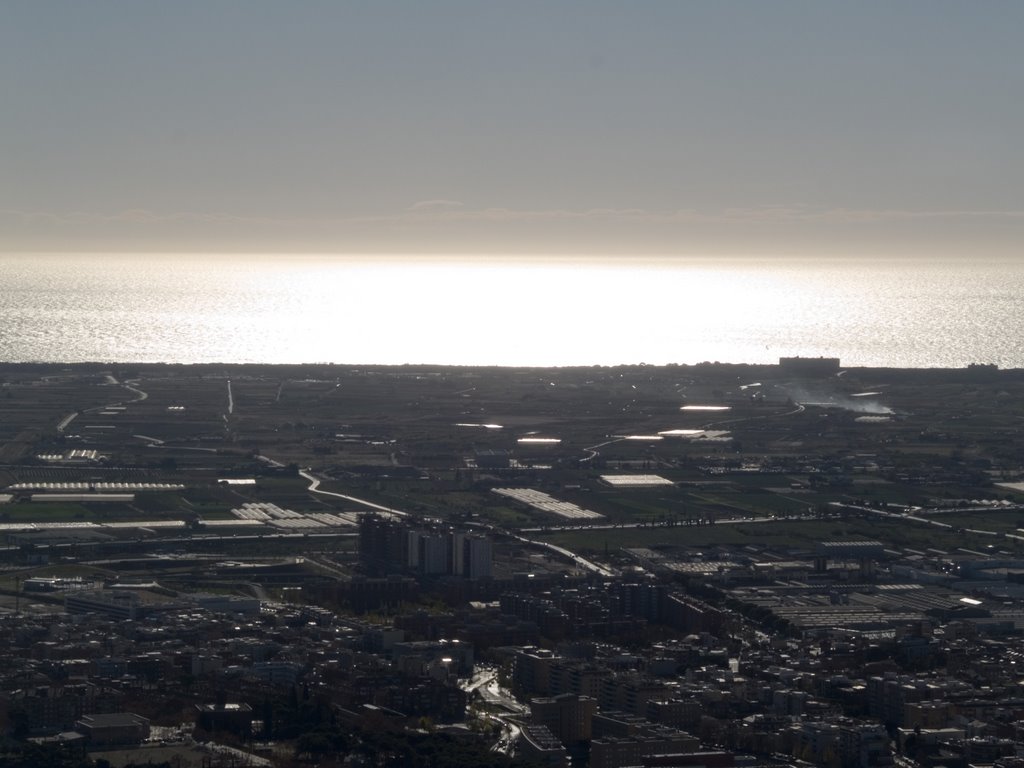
[{"left": 3, "top": 1, "right": 1023, "bottom": 257}]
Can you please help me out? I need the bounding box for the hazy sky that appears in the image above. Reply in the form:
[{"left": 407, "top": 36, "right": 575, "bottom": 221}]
[{"left": 3, "top": 2, "right": 1023, "bottom": 256}]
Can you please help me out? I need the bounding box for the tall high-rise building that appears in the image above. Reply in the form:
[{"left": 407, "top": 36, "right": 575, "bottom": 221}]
[
  {"left": 464, "top": 535, "right": 493, "bottom": 580},
  {"left": 450, "top": 531, "right": 467, "bottom": 577},
  {"left": 358, "top": 514, "right": 410, "bottom": 576},
  {"left": 419, "top": 532, "right": 449, "bottom": 575},
  {"left": 357, "top": 514, "right": 492, "bottom": 579}
]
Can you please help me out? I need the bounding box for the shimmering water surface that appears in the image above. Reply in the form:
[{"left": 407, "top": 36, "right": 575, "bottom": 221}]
[{"left": 1, "top": 254, "right": 1021, "bottom": 368}]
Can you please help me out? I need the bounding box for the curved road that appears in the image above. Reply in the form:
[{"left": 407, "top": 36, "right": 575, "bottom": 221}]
[
  {"left": 56, "top": 375, "right": 148, "bottom": 434},
  {"left": 297, "top": 468, "right": 616, "bottom": 576},
  {"left": 300, "top": 469, "right": 408, "bottom": 519}
]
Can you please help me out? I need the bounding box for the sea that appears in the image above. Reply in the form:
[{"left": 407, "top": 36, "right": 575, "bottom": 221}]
[{"left": 1, "top": 253, "right": 1021, "bottom": 369}]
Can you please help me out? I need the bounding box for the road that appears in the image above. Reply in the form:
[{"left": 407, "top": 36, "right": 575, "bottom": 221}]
[
  {"left": 460, "top": 667, "right": 527, "bottom": 755},
  {"left": 300, "top": 469, "right": 408, "bottom": 519},
  {"left": 55, "top": 375, "right": 148, "bottom": 433},
  {"left": 831, "top": 501, "right": 1024, "bottom": 543},
  {"left": 56, "top": 411, "right": 78, "bottom": 433},
  {"left": 519, "top": 516, "right": 777, "bottom": 534},
  {"left": 297, "top": 468, "right": 617, "bottom": 574},
  {"left": 505, "top": 530, "right": 618, "bottom": 578},
  {"left": 462, "top": 668, "right": 527, "bottom": 714}
]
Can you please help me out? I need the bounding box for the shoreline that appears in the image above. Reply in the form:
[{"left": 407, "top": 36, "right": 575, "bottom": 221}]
[{"left": 1, "top": 359, "right": 1020, "bottom": 378}]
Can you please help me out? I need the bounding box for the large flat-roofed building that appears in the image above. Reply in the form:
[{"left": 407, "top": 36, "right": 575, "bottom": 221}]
[
  {"left": 530, "top": 693, "right": 597, "bottom": 746},
  {"left": 516, "top": 725, "right": 569, "bottom": 767},
  {"left": 75, "top": 713, "right": 150, "bottom": 746},
  {"left": 475, "top": 449, "right": 510, "bottom": 469},
  {"left": 590, "top": 728, "right": 701, "bottom": 768},
  {"left": 64, "top": 590, "right": 141, "bottom": 620},
  {"left": 3, "top": 683, "right": 122, "bottom": 734}
]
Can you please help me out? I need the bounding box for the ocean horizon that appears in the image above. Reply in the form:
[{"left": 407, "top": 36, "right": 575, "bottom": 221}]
[{"left": 2, "top": 253, "right": 1021, "bottom": 369}]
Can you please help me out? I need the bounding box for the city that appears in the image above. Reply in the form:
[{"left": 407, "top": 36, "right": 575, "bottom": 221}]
[{"left": 2, "top": 360, "right": 1024, "bottom": 767}]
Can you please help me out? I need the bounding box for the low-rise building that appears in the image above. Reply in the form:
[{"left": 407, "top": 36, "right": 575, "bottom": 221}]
[{"left": 75, "top": 712, "right": 150, "bottom": 746}]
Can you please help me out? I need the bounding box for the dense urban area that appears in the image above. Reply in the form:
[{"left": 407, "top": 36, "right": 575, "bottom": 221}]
[{"left": 3, "top": 359, "right": 1024, "bottom": 768}]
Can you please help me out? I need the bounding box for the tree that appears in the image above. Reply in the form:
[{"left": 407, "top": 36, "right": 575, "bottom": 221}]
[{"left": 294, "top": 731, "right": 333, "bottom": 762}]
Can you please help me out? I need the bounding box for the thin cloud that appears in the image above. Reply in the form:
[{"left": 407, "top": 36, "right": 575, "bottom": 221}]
[
  {"left": 5, "top": 204, "right": 1024, "bottom": 230},
  {"left": 408, "top": 199, "right": 465, "bottom": 211},
  {"left": 3, "top": 203, "right": 1023, "bottom": 255},
  {"left": 0, "top": 207, "right": 307, "bottom": 226},
  {"left": 355, "top": 204, "right": 1024, "bottom": 226}
]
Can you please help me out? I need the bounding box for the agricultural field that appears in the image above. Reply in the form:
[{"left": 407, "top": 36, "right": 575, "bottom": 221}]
[{"left": 1, "top": 361, "right": 1023, "bottom": 566}]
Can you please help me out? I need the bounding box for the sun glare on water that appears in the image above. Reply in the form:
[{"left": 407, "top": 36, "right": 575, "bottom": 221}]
[{"left": 2, "top": 253, "right": 1023, "bottom": 367}]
